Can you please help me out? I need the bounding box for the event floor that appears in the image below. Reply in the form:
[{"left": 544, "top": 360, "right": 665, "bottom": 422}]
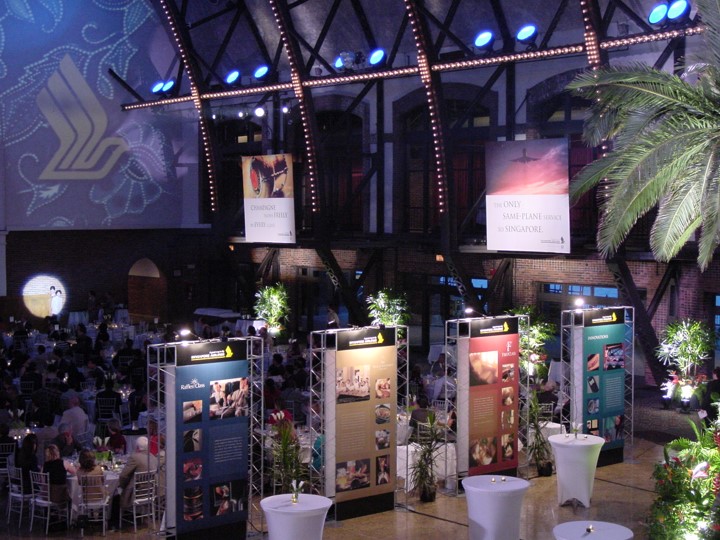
[{"left": 0, "top": 386, "right": 690, "bottom": 539}]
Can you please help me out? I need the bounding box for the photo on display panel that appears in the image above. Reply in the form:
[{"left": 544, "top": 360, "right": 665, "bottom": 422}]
[
  {"left": 501, "top": 364, "right": 515, "bottom": 382},
  {"left": 375, "top": 430, "right": 390, "bottom": 450},
  {"left": 501, "top": 387, "right": 514, "bottom": 406},
  {"left": 470, "top": 437, "right": 497, "bottom": 467},
  {"left": 182, "top": 400, "right": 203, "bottom": 424},
  {"left": 335, "top": 459, "right": 371, "bottom": 492},
  {"left": 183, "top": 486, "right": 204, "bottom": 521},
  {"left": 211, "top": 480, "right": 245, "bottom": 516},
  {"left": 376, "top": 455, "right": 390, "bottom": 485},
  {"left": 586, "top": 418, "right": 600, "bottom": 436},
  {"left": 586, "top": 353, "right": 600, "bottom": 372},
  {"left": 374, "top": 403, "right": 391, "bottom": 424},
  {"left": 183, "top": 457, "right": 203, "bottom": 482},
  {"left": 469, "top": 351, "right": 498, "bottom": 385},
  {"left": 209, "top": 377, "right": 249, "bottom": 419},
  {"left": 604, "top": 343, "right": 625, "bottom": 370},
  {"left": 183, "top": 429, "right": 202, "bottom": 452},
  {"left": 374, "top": 378, "right": 391, "bottom": 399},
  {"left": 336, "top": 365, "right": 371, "bottom": 403},
  {"left": 501, "top": 433, "right": 515, "bottom": 461},
  {"left": 587, "top": 375, "right": 600, "bottom": 394}
]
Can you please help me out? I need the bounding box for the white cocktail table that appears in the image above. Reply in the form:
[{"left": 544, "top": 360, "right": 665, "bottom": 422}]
[
  {"left": 462, "top": 475, "right": 530, "bottom": 540},
  {"left": 549, "top": 434, "right": 604, "bottom": 507},
  {"left": 260, "top": 493, "right": 332, "bottom": 540},
  {"left": 553, "top": 520, "right": 633, "bottom": 539}
]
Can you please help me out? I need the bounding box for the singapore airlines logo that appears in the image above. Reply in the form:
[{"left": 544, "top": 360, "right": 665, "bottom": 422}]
[{"left": 36, "top": 55, "right": 128, "bottom": 180}]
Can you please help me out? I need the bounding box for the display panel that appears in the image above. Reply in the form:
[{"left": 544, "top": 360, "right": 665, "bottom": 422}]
[
  {"left": 334, "top": 328, "right": 397, "bottom": 505},
  {"left": 174, "top": 341, "right": 249, "bottom": 535},
  {"left": 581, "top": 309, "right": 627, "bottom": 451},
  {"left": 467, "top": 317, "right": 520, "bottom": 476}
]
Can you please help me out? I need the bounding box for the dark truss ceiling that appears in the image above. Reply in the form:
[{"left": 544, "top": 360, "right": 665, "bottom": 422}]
[{"left": 134, "top": 0, "right": 696, "bottom": 107}]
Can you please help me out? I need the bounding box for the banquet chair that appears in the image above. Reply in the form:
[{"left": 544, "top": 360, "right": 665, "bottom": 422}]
[
  {"left": 78, "top": 474, "right": 110, "bottom": 536},
  {"left": 6, "top": 465, "right": 32, "bottom": 527},
  {"left": 0, "top": 442, "right": 16, "bottom": 487},
  {"left": 119, "top": 470, "right": 156, "bottom": 532},
  {"left": 29, "top": 470, "right": 68, "bottom": 534},
  {"left": 416, "top": 422, "right": 433, "bottom": 444},
  {"left": 96, "top": 398, "right": 119, "bottom": 436},
  {"left": 76, "top": 428, "right": 95, "bottom": 449},
  {"left": 81, "top": 381, "right": 96, "bottom": 392}
]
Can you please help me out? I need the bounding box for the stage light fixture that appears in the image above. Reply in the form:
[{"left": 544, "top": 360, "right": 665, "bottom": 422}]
[
  {"left": 335, "top": 51, "right": 356, "bottom": 70},
  {"left": 281, "top": 102, "right": 290, "bottom": 114},
  {"left": 161, "top": 79, "right": 175, "bottom": 93},
  {"left": 648, "top": 3, "right": 668, "bottom": 24},
  {"left": 253, "top": 65, "right": 269, "bottom": 80},
  {"left": 254, "top": 106, "right": 266, "bottom": 118},
  {"left": 516, "top": 24, "right": 538, "bottom": 44},
  {"left": 151, "top": 80, "right": 165, "bottom": 94},
  {"left": 225, "top": 69, "right": 241, "bottom": 84},
  {"left": 474, "top": 30, "right": 494, "bottom": 50},
  {"left": 667, "top": 0, "right": 691, "bottom": 21},
  {"left": 368, "top": 48, "right": 386, "bottom": 66}
]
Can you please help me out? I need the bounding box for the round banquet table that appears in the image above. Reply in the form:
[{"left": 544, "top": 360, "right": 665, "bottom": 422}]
[
  {"left": 553, "top": 520, "right": 634, "bottom": 540},
  {"left": 260, "top": 493, "right": 332, "bottom": 540},
  {"left": 549, "top": 434, "right": 605, "bottom": 508},
  {"left": 462, "top": 475, "right": 530, "bottom": 540}
]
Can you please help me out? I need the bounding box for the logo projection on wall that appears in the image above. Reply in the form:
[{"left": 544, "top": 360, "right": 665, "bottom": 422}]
[
  {"left": 485, "top": 139, "right": 570, "bottom": 254},
  {"left": 37, "top": 55, "right": 128, "bottom": 181},
  {"left": 242, "top": 154, "right": 296, "bottom": 243}
]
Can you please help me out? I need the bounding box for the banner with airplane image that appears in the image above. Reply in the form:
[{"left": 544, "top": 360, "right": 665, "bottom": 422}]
[{"left": 485, "top": 139, "right": 570, "bottom": 254}]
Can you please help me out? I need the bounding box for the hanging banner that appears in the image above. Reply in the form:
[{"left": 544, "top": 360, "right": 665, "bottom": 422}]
[
  {"left": 485, "top": 139, "right": 570, "bottom": 254},
  {"left": 174, "top": 340, "right": 250, "bottom": 536},
  {"left": 242, "top": 153, "right": 295, "bottom": 243},
  {"left": 467, "top": 317, "right": 519, "bottom": 476},
  {"left": 334, "top": 327, "right": 396, "bottom": 515},
  {"left": 581, "top": 308, "right": 626, "bottom": 451}
]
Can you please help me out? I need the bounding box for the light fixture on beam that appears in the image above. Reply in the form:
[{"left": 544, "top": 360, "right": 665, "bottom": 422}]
[
  {"left": 474, "top": 30, "right": 494, "bottom": 51},
  {"left": 225, "top": 69, "right": 241, "bottom": 85},
  {"left": 516, "top": 24, "right": 538, "bottom": 49}
]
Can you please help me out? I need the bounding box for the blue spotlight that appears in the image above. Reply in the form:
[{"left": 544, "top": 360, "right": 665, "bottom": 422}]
[
  {"left": 161, "top": 79, "right": 175, "bottom": 93},
  {"left": 648, "top": 3, "right": 668, "bottom": 24},
  {"left": 334, "top": 56, "right": 344, "bottom": 69},
  {"left": 368, "top": 48, "right": 385, "bottom": 65},
  {"left": 667, "top": 0, "right": 691, "bottom": 20},
  {"left": 253, "top": 65, "right": 269, "bottom": 79},
  {"left": 474, "top": 30, "right": 494, "bottom": 49},
  {"left": 151, "top": 81, "right": 165, "bottom": 94},
  {"left": 225, "top": 70, "right": 240, "bottom": 84},
  {"left": 516, "top": 24, "right": 538, "bottom": 43}
]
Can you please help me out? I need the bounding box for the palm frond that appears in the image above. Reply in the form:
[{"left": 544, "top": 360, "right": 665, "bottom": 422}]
[
  {"left": 650, "top": 181, "right": 703, "bottom": 261},
  {"left": 697, "top": 0, "right": 720, "bottom": 67},
  {"left": 697, "top": 149, "right": 720, "bottom": 268}
]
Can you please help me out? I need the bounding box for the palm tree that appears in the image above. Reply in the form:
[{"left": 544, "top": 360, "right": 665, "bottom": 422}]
[{"left": 567, "top": 0, "right": 720, "bottom": 270}]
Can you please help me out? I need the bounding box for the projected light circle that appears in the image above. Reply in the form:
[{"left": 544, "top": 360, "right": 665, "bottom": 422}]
[{"left": 22, "top": 275, "right": 68, "bottom": 318}]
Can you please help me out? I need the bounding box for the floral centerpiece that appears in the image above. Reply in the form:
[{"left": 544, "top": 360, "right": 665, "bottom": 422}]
[{"left": 271, "top": 418, "right": 305, "bottom": 495}]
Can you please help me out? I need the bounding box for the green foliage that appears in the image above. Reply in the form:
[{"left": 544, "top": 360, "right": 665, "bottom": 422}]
[
  {"left": 526, "top": 390, "right": 552, "bottom": 466},
  {"left": 566, "top": 0, "right": 720, "bottom": 270},
  {"left": 254, "top": 283, "right": 290, "bottom": 330},
  {"left": 648, "top": 422, "right": 720, "bottom": 539},
  {"left": 657, "top": 319, "right": 715, "bottom": 380},
  {"left": 508, "top": 306, "right": 557, "bottom": 376},
  {"left": 271, "top": 419, "right": 305, "bottom": 494},
  {"left": 409, "top": 411, "right": 440, "bottom": 498},
  {"left": 366, "top": 289, "right": 410, "bottom": 327}
]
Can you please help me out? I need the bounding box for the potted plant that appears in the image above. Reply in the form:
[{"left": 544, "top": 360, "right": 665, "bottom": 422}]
[
  {"left": 410, "top": 411, "right": 440, "bottom": 502},
  {"left": 254, "top": 283, "right": 290, "bottom": 337},
  {"left": 526, "top": 390, "right": 553, "bottom": 477},
  {"left": 366, "top": 289, "right": 410, "bottom": 327},
  {"left": 657, "top": 319, "right": 715, "bottom": 410},
  {"left": 270, "top": 418, "right": 305, "bottom": 494}
]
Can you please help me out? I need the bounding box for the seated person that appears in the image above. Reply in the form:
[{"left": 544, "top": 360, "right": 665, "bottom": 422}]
[
  {"left": 76, "top": 449, "right": 104, "bottom": 498},
  {"left": 112, "top": 436, "right": 158, "bottom": 526},
  {"left": 410, "top": 395, "right": 431, "bottom": 429},
  {"left": 53, "top": 423, "right": 83, "bottom": 457},
  {"left": 107, "top": 418, "right": 127, "bottom": 454},
  {"left": 42, "top": 444, "right": 72, "bottom": 503}
]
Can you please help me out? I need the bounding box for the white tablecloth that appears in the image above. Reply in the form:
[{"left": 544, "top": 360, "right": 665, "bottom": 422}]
[
  {"left": 397, "top": 443, "right": 456, "bottom": 491},
  {"left": 67, "top": 472, "right": 120, "bottom": 521},
  {"left": 260, "top": 494, "right": 332, "bottom": 540},
  {"left": 553, "top": 521, "right": 633, "bottom": 540},
  {"left": 549, "top": 434, "right": 604, "bottom": 508},
  {"left": 463, "top": 475, "right": 530, "bottom": 540}
]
